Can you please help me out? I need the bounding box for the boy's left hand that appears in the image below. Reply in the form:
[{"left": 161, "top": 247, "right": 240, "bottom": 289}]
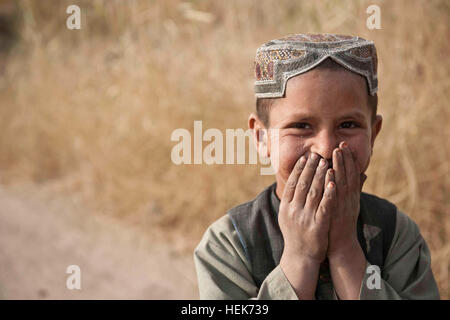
[{"left": 327, "top": 141, "right": 367, "bottom": 257}]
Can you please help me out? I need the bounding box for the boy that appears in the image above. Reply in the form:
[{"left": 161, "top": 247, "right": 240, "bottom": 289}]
[{"left": 193, "top": 34, "right": 440, "bottom": 299}]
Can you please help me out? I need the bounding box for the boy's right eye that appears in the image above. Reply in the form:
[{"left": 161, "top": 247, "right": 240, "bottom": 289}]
[{"left": 289, "top": 122, "right": 311, "bottom": 129}]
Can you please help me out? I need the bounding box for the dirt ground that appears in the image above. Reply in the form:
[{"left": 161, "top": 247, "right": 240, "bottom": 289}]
[{"left": 0, "top": 183, "right": 199, "bottom": 299}]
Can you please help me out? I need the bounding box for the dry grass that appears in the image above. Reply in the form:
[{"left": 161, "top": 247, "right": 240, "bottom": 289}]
[{"left": 0, "top": 0, "right": 448, "bottom": 298}]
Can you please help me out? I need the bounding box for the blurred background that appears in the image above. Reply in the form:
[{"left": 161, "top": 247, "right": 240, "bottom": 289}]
[{"left": 0, "top": 0, "right": 448, "bottom": 299}]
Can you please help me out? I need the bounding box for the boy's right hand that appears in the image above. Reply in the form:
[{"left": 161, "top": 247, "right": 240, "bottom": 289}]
[
  {"left": 279, "top": 152, "right": 336, "bottom": 263},
  {"left": 278, "top": 153, "right": 336, "bottom": 299}
]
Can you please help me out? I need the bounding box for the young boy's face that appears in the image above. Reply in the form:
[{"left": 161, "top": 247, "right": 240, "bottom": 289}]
[{"left": 264, "top": 67, "right": 382, "bottom": 188}]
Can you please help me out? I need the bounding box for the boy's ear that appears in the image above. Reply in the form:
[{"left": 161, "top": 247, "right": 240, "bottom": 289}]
[
  {"left": 370, "top": 114, "right": 383, "bottom": 153},
  {"left": 248, "top": 113, "right": 270, "bottom": 158}
]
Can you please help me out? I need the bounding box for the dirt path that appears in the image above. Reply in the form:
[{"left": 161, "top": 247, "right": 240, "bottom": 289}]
[{"left": 0, "top": 183, "right": 199, "bottom": 299}]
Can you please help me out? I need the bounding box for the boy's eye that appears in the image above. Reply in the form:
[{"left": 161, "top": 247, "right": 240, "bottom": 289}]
[
  {"left": 291, "top": 123, "right": 311, "bottom": 129},
  {"left": 340, "top": 121, "right": 358, "bottom": 129}
]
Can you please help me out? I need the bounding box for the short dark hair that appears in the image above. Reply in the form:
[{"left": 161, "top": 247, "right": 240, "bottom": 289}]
[{"left": 256, "top": 58, "right": 378, "bottom": 128}]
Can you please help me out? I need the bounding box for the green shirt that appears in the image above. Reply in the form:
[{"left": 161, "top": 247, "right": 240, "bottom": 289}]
[{"left": 193, "top": 186, "right": 440, "bottom": 300}]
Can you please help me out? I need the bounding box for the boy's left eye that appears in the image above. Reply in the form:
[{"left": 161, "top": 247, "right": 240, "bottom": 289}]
[{"left": 340, "top": 121, "right": 358, "bottom": 129}]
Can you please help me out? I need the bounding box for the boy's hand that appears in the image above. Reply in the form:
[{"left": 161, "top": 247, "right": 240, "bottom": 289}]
[
  {"left": 279, "top": 153, "right": 336, "bottom": 264},
  {"left": 327, "top": 141, "right": 366, "bottom": 257},
  {"left": 278, "top": 152, "right": 337, "bottom": 299},
  {"left": 326, "top": 141, "right": 368, "bottom": 299}
]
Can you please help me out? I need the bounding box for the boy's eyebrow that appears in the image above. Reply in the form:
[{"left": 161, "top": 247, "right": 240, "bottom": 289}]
[
  {"left": 279, "top": 109, "right": 368, "bottom": 127},
  {"left": 338, "top": 110, "right": 368, "bottom": 120}
]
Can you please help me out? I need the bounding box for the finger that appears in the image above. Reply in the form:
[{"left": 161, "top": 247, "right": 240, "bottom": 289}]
[
  {"left": 304, "top": 158, "right": 328, "bottom": 213},
  {"left": 314, "top": 167, "right": 334, "bottom": 221},
  {"left": 282, "top": 155, "right": 307, "bottom": 202},
  {"left": 316, "top": 180, "right": 336, "bottom": 225},
  {"left": 348, "top": 147, "right": 366, "bottom": 191},
  {"left": 340, "top": 142, "right": 357, "bottom": 190},
  {"left": 332, "top": 147, "right": 346, "bottom": 196},
  {"left": 293, "top": 152, "right": 320, "bottom": 207},
  {"left": 350, "top": 147, "right": 357, "bottom": 163},
  {"left": 324, "top": 168, "right": 335, "bottom": 191}
]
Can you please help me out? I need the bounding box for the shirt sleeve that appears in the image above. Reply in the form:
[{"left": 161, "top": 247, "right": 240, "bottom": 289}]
[
  {"left": 193, "top": 215, "right": 298, "bottom": 300},
  {"left": 359, "top": 209, "right": 440, "bottom": 299}
]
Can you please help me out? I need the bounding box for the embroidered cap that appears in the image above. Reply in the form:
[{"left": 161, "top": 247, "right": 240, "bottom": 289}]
[{"left": 254, "top": 33, "right": 378, "bottom": 98}]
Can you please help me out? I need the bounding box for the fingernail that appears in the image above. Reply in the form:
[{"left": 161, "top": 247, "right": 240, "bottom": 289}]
[
  {"left": 342, "top": 141, "right": 348, "bottom": 148},
  {"left": 310, "top": 153, "right": 317, "bottom": 160},
  {"left": 319, "top": 159, "right": 327, "bottom": 167}
]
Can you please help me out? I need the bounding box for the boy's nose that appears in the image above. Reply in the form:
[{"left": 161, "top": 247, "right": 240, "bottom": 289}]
[{"left": 310, "top": 132, "right": 339, "bottom": 163}]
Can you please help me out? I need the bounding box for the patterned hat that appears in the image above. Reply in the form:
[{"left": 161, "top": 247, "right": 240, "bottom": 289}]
[{"left": 254, "top": 33, "right": 378, "bottom": 98}]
